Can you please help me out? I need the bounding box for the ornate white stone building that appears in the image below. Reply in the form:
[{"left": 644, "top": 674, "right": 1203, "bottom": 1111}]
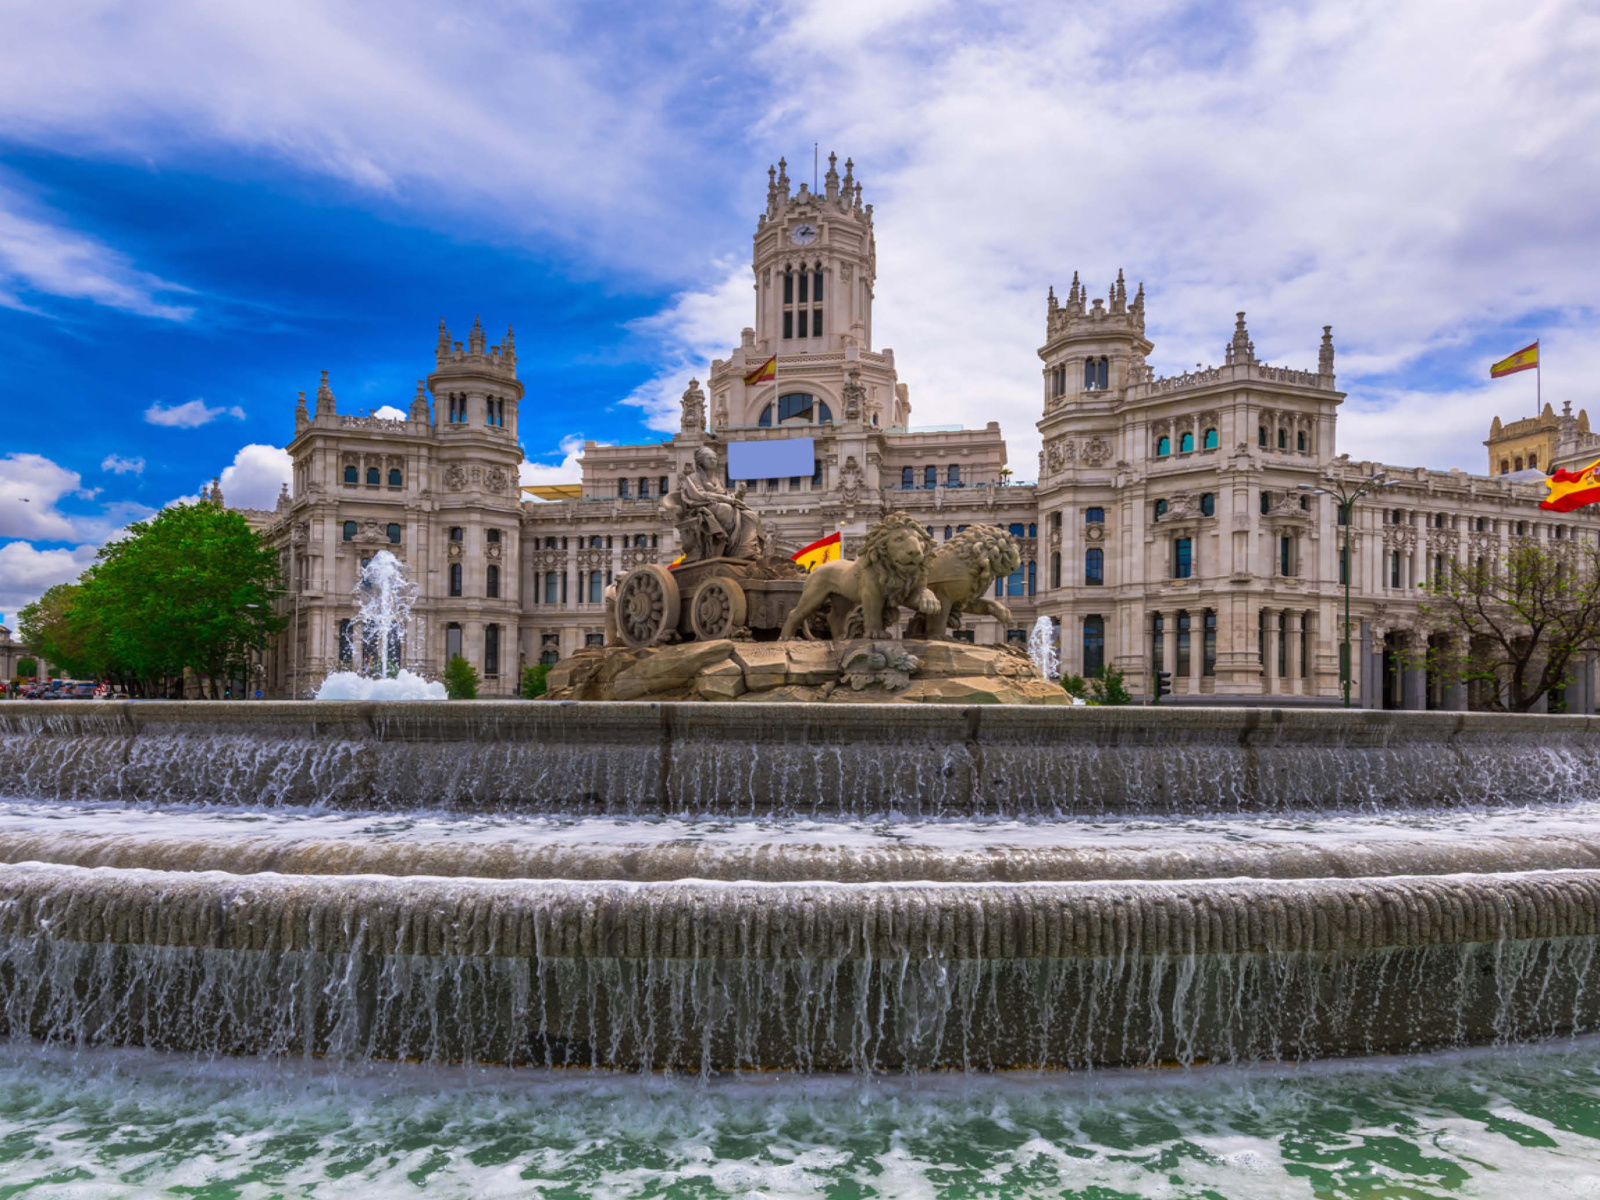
[{"left": 253, "top": 156, "right": 1600, "bottom": 710}]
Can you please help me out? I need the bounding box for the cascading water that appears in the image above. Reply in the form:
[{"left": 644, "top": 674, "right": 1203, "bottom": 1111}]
[
  {"left": 314, "top": 549, "right": 445, "bottom": 700},
  {"left": 1026, "top": 614, "right": 1059, "bottom": 681}
]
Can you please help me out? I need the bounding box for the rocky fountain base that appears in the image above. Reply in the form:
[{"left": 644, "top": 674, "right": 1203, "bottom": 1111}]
[{"left": 547, "top": 638, "right": 1069, "bottom": 704}]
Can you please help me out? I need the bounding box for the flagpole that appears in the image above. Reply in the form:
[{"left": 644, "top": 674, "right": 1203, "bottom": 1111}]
[{"left": 1536, "top": 340, "right": 1542, "bottom": 416}]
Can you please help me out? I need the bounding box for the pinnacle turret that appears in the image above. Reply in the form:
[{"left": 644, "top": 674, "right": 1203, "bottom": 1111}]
[
  {"left": 409, "top": 380, "right": 430, "bottom": 423},
  {"left": 315, "top": 370, "right": 336, "bottom": 416},
  {"left": 294, "top": 389, "right": 308, "bottom": 427},
  {"left": 1319, "top": 325, "right": 1335, "bottom": 376},
  {"left": 468, "top": 314, "right": 486, "bottom": 356}
]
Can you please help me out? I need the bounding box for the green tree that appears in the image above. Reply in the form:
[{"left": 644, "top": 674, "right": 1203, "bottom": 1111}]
[
  {"left": 15, "top": 658, "right": 37, "bottom": 680},
  {"left": 1419, "top": 540, "right": 1600, "bottom": 712},
  {"left": 1060, "top": 672, "right": 1088, "bottom": 700},
  {"left": 18, "top": 584, "right": 110, "bottom": 680},
  {"left": 79, "top": 500, "right": 285, "bottom": 697},
  {"left": 520, "top": 663, "right": 551, "bottom": 698},
  {"left": 1086, "top": 664, "right": 1133, "bottom": 706},
  {"left": 444, "top": 654, "right": 479, "bottom": 699}
]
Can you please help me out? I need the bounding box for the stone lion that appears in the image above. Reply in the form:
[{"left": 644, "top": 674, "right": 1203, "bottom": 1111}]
[
  {"left": 904, "top": 525, "right": 1021, "bottom": 640},
  {"left": 779, "top": 512, "right": 940, "bottom": 640}
]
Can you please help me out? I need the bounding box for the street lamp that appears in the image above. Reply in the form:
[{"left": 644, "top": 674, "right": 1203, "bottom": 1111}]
[{"left": 1300, "top": 473, "right": 1397, "bottom": 707}]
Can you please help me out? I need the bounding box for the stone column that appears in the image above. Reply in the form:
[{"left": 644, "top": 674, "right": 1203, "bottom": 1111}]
[
  {"left": 1161, "top": 609, "right": 1177, "bottom": 694},
  {"left": 1442, "top": 637, "right": 1468, "bottom": 711},
  {"left": 1188, "top": 609, "right": 1204, "bottom": 693},
  {"left": 1401, "top": 637, "right": 1427, "bottom": 710},
  {"left": 1286, "top": 610, "right": 1303, "bottom": 696},
  {"left": 1262, "top": 606, "right": 1279, "bottom": 695}
]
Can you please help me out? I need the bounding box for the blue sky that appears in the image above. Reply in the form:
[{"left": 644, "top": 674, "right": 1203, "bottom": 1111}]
[{"left": 3, "top": 0, "right": 1598, "bottom": 620}]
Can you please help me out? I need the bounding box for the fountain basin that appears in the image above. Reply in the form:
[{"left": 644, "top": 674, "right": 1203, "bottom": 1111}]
[{"left": 2, "top": 702, "right": 1597, "bottom": 813}]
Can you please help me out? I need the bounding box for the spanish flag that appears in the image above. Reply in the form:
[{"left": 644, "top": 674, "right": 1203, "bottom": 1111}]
[
  {"left": 1540, "top": 458, "right": 1600, "bottom": 513},
  {"left": 743, "top": 355, "right": 777, "bottom": 385},
  {"left": 667, "top": 553, "right": 685, "bottom": 569},
  {"left": 1491, "top": 341, "right": 1539, "bottom": 378},
  {"left": 792, "top": 532, "right": 841, "bottom": 571}
]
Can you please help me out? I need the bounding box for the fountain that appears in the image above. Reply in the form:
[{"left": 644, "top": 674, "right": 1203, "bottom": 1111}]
[
  {"left": 314, "top": 549, "right": 445, "bottom": 701},
  {"left": 1026, "top": 614, "right": 1059, "bottom": 680}
]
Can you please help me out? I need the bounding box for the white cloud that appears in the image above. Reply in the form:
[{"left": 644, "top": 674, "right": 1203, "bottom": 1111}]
[
  {"left": 0, "top": 541, "right": 99, "bottom": 615},
  {"left": 100, "top": 454, "right": 145, "bottom": 475},
  {"left": 0, "top": 184, "right": 194, "bottom": 320},
  {"left": 0, "top": 453, "right": 84, "bottom": 541},
  {"left": 620, "top": 260, "right": 752, "bottom": 432},
  {"left": 144, "top": 399, "right": 247, "bottom": 428},
  {"left": 215, "top": 443, "right": 293, "bottom": 509},
  {"left": 519, "top": 435, "right": 588, "bottom": 495},
  {"left": 372, "top": 405, "right": 407, "bottom": 420}
]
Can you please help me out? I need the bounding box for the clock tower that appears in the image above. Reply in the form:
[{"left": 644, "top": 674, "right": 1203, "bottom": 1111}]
[{"left": 707, "top": 153, "right": 909, "bottom": 431}]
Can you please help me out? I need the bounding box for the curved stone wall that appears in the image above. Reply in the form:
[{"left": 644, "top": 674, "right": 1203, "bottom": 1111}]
[
  {"left": 0, "top": 863, "right": 1597, "bottom": 1069},
  {"left": 2, "top": 702, "right": 1598, "bottom": 814}
]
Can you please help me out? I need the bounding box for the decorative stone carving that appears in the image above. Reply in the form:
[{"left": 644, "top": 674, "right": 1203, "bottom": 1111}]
[
  {"left": 444, "top": 464, "right": 468, "bottom": 491},
  {"left": 486, "top": 540, "right": 503, "bottom": 560},
  {"left": 841, "top": 644, "right": 919, "bottom": 692},
  {"left": 292, "top": 522, "right": 310, "bottom": 544},
  {"left": 839, "top": 455, "right": 864, "bottom": 504},
  {"left": 903, "top": 526, "right": 1022, "bottom": 639},
  {"left": 840, "top": 262, "right": 853, "bottom": 283},
  {"left": 841, "top": 370, "right": 866, "bottom": 423},
  {"left": 661, "top": 445, "right": 766, "bottom": 563},
  {"left": 1086, "top": 523, "right": 1105, "bottom": 542},
  {"left": 448, "top": 541, "right": 463, "bottom": 559},
  {"left": 679, "top": 378, "right": 707, "bottom": 434},
  {"left": 1083, "top": 437, "right": 1112, "bottom": 467},
  {"left": 779, "top": 512, "right": 939, "bottom": 640},
  {"left": 485, "top": 467, "right": 509, "bottom": 493},
  {"left": 353, "top": 519, "right": 390, "bottom": 544}
]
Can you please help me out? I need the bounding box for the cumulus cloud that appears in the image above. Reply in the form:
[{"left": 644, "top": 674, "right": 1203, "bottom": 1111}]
[
  {"left": 100, "top": 454, "right": 144, "bottom": 475},
  {"left": 519, "top": 435, "right": 588, "bottom": 495},
  {"left": 215, "top": 444, "right": 293, "bottom": 509},
  {"left": 372, "top": 405, "right": 407, "bottom": 420},
  {"left": 0, "top": 183, "right": 194, "bottom": 320},
  {"left": 0, "top": 541, "right": 99, "bottom": 615},
  {"left": 144, "top": 399, "right": 247, "bottom": 428},
  {"left": 620, "top": 261, "right": 752, "bottom": 432},
  {"left": 0, "top": 453, "right": 84, "bottom": 541}
]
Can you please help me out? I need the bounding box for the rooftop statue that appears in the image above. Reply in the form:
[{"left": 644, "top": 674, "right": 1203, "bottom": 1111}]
[{"left": 662, "top": 446, "right": 767, "bottom": 563}]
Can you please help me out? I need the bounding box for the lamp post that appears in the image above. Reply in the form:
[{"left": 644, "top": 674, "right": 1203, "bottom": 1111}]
[{"left": 1300, "top": 473, "right": 1395, "bottom": 707}]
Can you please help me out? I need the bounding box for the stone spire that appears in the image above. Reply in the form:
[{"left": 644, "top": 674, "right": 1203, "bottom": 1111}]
[
  {"left": 409, "top": 380, "right": 431, "bottom": 423},
  {"left": 1319, "top": 325, "right": 1335, "bottom": 376},
  {"left": 207, "top": 477, "right": 224, "bottom": 506},
  {"left": 825, "top": 151, "right": 840, "bottom": 201},
  {"left": 315, "top": 370, "right": 336, "bottom": 416},
  {"left": 468, "top": 314, "right": 486, "bottom": 356},
  {"left": 680, "top": 377, "right": 707, "bottom": 434},
  {"left": 275, "top": 482, "right": 290, "bottom": 513},
  {"left": 1111, "top": 269, "right": 1127, "bottom": 315},
  {"left": 1228, "top": 312, "right": 1255, "bottom": 365},
  {"left": 294, "top": 389, "right": 308, "bottom": 429},
  {"left": 502, "top": 324, "right": 516, "bottom": 368}
]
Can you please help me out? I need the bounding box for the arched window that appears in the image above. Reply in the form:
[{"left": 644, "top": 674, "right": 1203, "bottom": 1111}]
[
  {"left": 772, "top": 393, "right": 832, "bottom": 424},
  {"left": 342, "top": 521, "right": 356, "bottom": 541},
  {"left": 1083, "top": 615, "right": 1105, "bottom": 677},
  {"left": 1500, "top": 460, "right": 1510, "bottom": 475},
  {"left": 947, "top": 465, "right": 961, "bottom": 486},
  {"left": 449, "top": 563, "right": 462, "bottom": 596},
  {"left": 944, "top": 525, "right": 953, "bottom": 540},
  {"left": 1258, "top": 426, "right": 1268, "bottom": 446},
  {"left": 1084, "top": 359, "right": 1097, "bottom": 389},
  {"left": 344, "top": 465, "right": 358, "bottom": 484},
  {"left": 1154, "top": 499, "right": 1168, "bottom": 518},
  {"left": 1200, "top": 492, "right": 1215, "bottom": 517},
  {"left": 1277, "top": 428, "right": 1287, "bottom": 449},
  {"left": 386, "top": 523, "right": 401, "bottom": 544},
  {"left": 1156, "top": 436, "right": 1171, "bottom": 457},
  {"left": 1086, "top": 547, "right": 1104, "bottom": 585},
  {"left": 388, "top": 468, "right": 402, "bottom": 487},
  {"left": 758, "top": 404, "right": 773, "bottom": 426},
  {"left": 902, "top": 467, "right": 914, "bottom": 489},
  {"left": 1297, "top": 431, "right": 1307, "bottom": 451},
  {"left": 618, "top": 478, "right": 630, "bottom": 498},
  {"left": 924, "top": 466, "right": 937, "bottom": 488},
  {"left": 1179, "top": 432, "right": 1195, "bottom": 453},
  {"left": 638, "top": 477, "right": 651, "bottom": 498},
  {"left": 1097, "top": 357, "right": 1109, "bottom": 390},
  {"left": 486, "top": 564, "right": 500, "bottom": 598},
  {"left": 1203, "top": 428, "right": 1218, "bottom": 450},
  {"left": 1514, "top": 456, "right": 1524, "bottom": 471},
  {"left": 366, "top": 466, "right": 380, "bottom": 485},
  {"left": 1529, "top": 452, "right": 1538, "bottom": 470}
]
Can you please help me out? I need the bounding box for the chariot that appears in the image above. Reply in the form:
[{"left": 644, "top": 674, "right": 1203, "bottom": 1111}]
[{"left": 612, "top": 556, "right": 807, "bottom": 646}]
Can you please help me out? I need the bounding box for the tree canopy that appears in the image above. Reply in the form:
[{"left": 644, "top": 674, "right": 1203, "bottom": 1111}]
[
  {"left": 1421, "top": 540, "right": 1600, "bottom": 712},
  {"left": 16, "top": 501, "right": 284, "bottom": 697}
]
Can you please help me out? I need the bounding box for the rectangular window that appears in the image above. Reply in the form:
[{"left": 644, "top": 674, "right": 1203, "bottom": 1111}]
[
  {"left": 1390, "top": 552, "right": 1401, "bottom": 588},
  {"left": 1085, "top": 507, "right": 1104, "bottom": 524},
  {"left": 1203, "top": 609, "right": 1217, "bottom": 676},
  {"left": 1280, "top": 536, "right": 1293, "bottom": 577},
  {"left": 1083, "top": 616, "right": 1105, "bottom": 678},
  {"left": 485, "top": 624, "right": 500, "bottom": 677},
  {"left": 446, "top": 624, "right": 463, "bottom": 661},
  {"left": 449, "top": 563, "right": 462, "bottom": 597},
  {"left": 544, "top": 572, "right": 558, "bottom": 605},
  {"left": 813, "top": 270, "right": 823, "bottom": 302},
  {"left": 797, "top": 310, "right": 808, "bottom": 338},
  {"left": 1301, "top": 613, "right": 1310, "bottom": 678},
  {"left": 1085, "top": 548, "right": 1104, "bottom": 585},
  {"left": 812, "top": 308, "right": 822, "bottom": 337},
  {"left": 783, "top": 272, "right": 793, "bottom": 304},
  {"left": 813, "top": 458, "right": 823, "bottom": 485},
  {"left": 925, "top": 466, "right": 938, "bottom": 488},
  {"left": 1277, "top": 611, "right": 1288, "bottom": 676},
  {"left": 486, "top": 564, "right": 500, "bottom": 599},
  {"left": 1174, "top": 537, "right": 1193, "bottom": 579},
  {"left": 1006, "top": 566, "right": 1025, "bottom": 597},
  {"left": 783, "top": 311, "right": 793, "bottom": 339},
  {"left": 798, "top": 272, "right": 808, "bottom": 303},
  {"left": 789, "top": 475, "right": 801, "bottom": 489},
  {"left": 1028, "top": 561, "right": 1036, "bottom": 596},
  {"left": 1151, "top": 613, "right": 1164, "bottom": 673},
  {"left": 1434, "top": 553, "right": 1445, "bottom": 583},
  {"left": 560, "top": 571, "right": 567, "bottom": 604},
  {"left": 1258, "top": 609, "right": 1266, "bottom": 675},
  {"left": 948, "top": 465, "right": 961, "bottom": 486},
  {"left": 1176, "top": 611, "right": 1191, "bottom": 678},
  {"left": 588, "top": 571, "right": 603, "bottom": 604},
  {"left": 618, "top": 478, "right": 629, "bottom": 498}
]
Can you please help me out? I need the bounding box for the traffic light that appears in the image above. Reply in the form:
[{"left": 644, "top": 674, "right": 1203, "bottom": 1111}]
[{"left": 1154, "top": 670, "right": 1172, "bottom": 702}]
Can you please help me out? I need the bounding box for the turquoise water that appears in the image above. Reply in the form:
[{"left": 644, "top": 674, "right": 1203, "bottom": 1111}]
[{"left": 3, "top": 1040, "right": 1600, "bottom": 1197}]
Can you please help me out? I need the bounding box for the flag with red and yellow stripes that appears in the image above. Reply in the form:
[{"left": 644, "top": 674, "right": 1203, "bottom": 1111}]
[
  {"left": 1540, "top": 458, "right": 1600, "bottom": 513},
  {"left": 792, "top": 532, "right": 841, "bottom": 571},
  {"left": 1491, "top": 341, "right": 1539, "bottom": 378},
  {"left": 743, "top": 355, "right": 777, "bottom": 385}
]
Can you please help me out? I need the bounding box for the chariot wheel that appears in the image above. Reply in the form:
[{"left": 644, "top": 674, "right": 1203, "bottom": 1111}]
[
  {"left": 615, "top": 564, "right": 681, "bottom": 647},
  {"left": 690, "top": 576, "right": 748, "bottom": 640}
]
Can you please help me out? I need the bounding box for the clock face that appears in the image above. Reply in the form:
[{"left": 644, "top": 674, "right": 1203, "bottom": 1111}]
[{"left": 789, "top": 223, "right": 818, "bottom": 245}]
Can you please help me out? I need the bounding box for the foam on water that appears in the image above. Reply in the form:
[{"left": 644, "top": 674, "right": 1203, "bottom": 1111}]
[
  {"left": 1, "top": 1038, "right": 1599, "bottom": 1196},
  {"left": 315, "top": 669, "right": 447, "bottom": 701}
]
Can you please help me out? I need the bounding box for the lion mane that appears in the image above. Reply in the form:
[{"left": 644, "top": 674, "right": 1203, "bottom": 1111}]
[
  {"left": 859, "top": 511, "right": 938, "bottom": 607},
  {"left": 947, "top": 524, "right": 1021, "bottom": 582},
  {"left": 903, "top": 525, "right": 1023, "bottom": 639}
]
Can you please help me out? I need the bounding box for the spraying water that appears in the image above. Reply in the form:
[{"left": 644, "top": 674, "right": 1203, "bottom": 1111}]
[
  {"left": 1027, "top": 614, "right": 1059, "bottom": 681},
  {"left": 315, "top": 551, "right": 445, "bottom": 701}
]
